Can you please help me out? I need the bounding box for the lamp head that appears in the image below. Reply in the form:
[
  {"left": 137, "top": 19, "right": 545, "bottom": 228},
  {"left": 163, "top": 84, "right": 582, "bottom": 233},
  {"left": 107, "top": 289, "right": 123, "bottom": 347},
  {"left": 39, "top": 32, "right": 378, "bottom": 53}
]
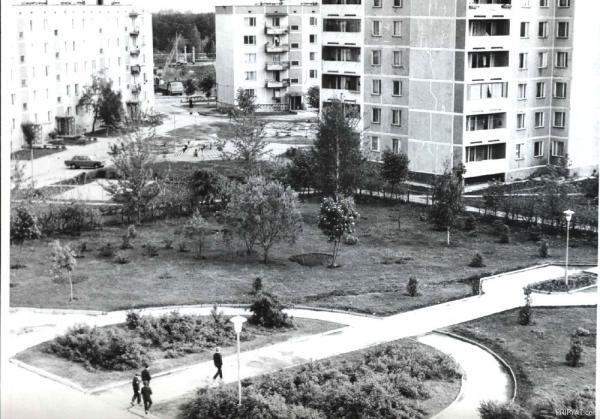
[
  {"left": 563, "top": 209, "right": 574, "bottom": 222},
  {"left": 230, "top": 315, "right": 247, "bottom": 334}
]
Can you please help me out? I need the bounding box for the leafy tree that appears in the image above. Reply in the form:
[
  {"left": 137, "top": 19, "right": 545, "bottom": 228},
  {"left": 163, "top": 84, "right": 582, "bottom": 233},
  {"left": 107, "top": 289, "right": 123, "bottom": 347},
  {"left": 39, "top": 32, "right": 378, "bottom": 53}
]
[
  {"left": 188, "top": 169, "right": 225, "bottom": 208},
  {"left": 318, "top": 197, "right": 359, "bottom": 267},
  {"left": 381, "top": 150, "right": 410, "bottom": 198},
  {"left": 219, "top": 115, "right": 269, "bottom": 177},
  {"left": 286, "top": 148, "right": 316, "bottom": 195},
  {"left": 11, "top": 160, "right": 29, "bottom": 192},
  {"left": 21, "top": 122, "right": 37, "bottom": 184},
  {"left": 78, "top": 72, "right": 122, "bottom": 133},
  {"left": 235, "top": 88, "right": 256, "bottom": 115},
  {"left": 198, "top": 70, "right": 216, "bottom": 97},
  {"left": 479, "top": 401, "right": 532, "bottom": 419},
  {"left": 223, "top": 177, "right": 302, "bottom": 263},
  {"left": 49, "top": 240, "right": 77, "bottom": 302},
  {"left": 313, "top": 101, "right": 362, "bottom": 198},
  {"left": 183, "top": 210, "right": 212, "bottom": 259},
  {"left": 305, "top": 85, "right": 320, "bottom": 109},
  {"left": 518, "top": 288, "right": 532, "bottom": 325},
  {"left": 184, "top": 78, "right": 197, "bottom": 96},
  {"left": 103, "top": 130, "right": 160, "bottom": 224},
  {"left": 565, "top": 334, "right": 584, "bottom": 367},
  {"left": 430, "top": 168, "right": 464, "bottom": 245},
  {"left": 10, "top": 206, "right": 41, "bottom": 268}
]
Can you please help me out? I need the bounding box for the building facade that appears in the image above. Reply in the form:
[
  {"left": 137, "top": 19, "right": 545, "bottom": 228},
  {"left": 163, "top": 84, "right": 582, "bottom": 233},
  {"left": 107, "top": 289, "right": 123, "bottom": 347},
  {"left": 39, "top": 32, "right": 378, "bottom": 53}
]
[
  {"left": 215, "top": 2, "right": 321, "bottom": 112},
  {"left": 4, "top": 0, "right": 154, "bottom": 151}
]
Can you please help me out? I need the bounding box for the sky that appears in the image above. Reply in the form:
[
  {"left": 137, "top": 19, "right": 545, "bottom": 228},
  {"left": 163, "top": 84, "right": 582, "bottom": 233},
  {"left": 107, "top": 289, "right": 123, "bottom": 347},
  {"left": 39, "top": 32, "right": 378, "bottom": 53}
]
[{"left": 134, "top": 0, "right": 287, "bottom": 13}]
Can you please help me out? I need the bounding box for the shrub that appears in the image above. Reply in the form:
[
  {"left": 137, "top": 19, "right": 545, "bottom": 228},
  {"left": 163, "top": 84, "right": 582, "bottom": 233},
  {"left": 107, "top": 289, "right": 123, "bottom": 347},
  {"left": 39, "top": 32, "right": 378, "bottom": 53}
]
[
  {"left": 343, "top": 234, "right": 358, "bottom": 245},
  {"left": 471, "top": 279, "right": 480, "bottom": 296},
  {"left": 539, "top": 240, "right": 549, "bottom": 258},
  {"left": 518, "top": 288, "right": 533, "bottom": 325},
  {"left": 36, "top": 203, "right": 101, "bottom": 236},
  {"left": 492, "top": 220, "right": 505, "bottom": 236},
  {"left": 249, "top": 291, "right": 293, "bottom": 328},
  {"left": 113, "top": 253, "right": 130, "bottom": 264},
  {"left": 499, "top": 224, "right": 511, "bottom": 244},
  {"left": 120, "top": 234, "right": 133, "bottom": 250},
  {"left": 47, "top": 324, "right": 148, "bottom": 371},
  {"left": 251, "top": 277, "right": 263, "bottom": 295},
  {"left": 127, "top": 224, "right": 137, "bottom": 238},
  {"left": 479, "top": 401, "right": 532, "bottom": 419},
  {"left": 126, "top": 311, "right": 142, "bottom": 330},
  {"left": 464, "top": 214, "right": 478, "bottom": 231},
  {"left": 163, "top": 239, "right": 174, "bottom": 249},
  {"left": 565, "top": 335, "right": 584, "bottom": 367},
  {"left": 177, "top": 241, "right": 189, "bottom": 253},
  {"left": 469, "top": 253, "right": 485, "bottom": 268},
  {"left": 75, "top": 241, "right": 88, "bottom": 258},
  {"left": 407, "top": 277, "right": 419, "bottom": 297},
  {"left": 98, "top": 243, "right": 116, "bottom": 258},
  {"left": 529, "top": 225, "right": 542, "bottom": 241},
  {"left": 144, "top": 244, "right": 159, "bottom": 257}
]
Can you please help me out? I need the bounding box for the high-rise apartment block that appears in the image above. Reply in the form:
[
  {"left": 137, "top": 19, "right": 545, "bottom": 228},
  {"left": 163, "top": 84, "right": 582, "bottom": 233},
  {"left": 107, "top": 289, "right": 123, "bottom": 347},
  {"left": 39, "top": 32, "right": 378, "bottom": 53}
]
[
  {"left": 3, "top": 0, "right": 154, "bottom": 151},
  {"left": 216, "top": 0, "right": 598, "bottom": 182}
]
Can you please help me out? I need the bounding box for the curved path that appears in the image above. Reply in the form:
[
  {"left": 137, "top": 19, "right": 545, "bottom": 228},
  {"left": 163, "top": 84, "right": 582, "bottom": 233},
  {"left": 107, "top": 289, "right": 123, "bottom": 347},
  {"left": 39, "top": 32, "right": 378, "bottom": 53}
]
[{"left": 3, "top": 265, "right": 596, "bottom": 419}]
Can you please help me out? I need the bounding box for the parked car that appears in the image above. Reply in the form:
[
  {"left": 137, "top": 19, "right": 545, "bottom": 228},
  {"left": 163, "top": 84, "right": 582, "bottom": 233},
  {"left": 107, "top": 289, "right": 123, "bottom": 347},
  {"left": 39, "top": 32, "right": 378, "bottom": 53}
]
[{"left": 64, "top": 155, "right": 105, "bottom": 169}]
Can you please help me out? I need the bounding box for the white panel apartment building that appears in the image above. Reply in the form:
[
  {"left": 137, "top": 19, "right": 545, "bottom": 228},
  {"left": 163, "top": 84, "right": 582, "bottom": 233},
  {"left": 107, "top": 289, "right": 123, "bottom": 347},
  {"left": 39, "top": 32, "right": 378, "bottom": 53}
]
[
  {"left": 4, "top": 0, "right": 154, "bottom": 151},
  {"left": 215, "top": 2, "right": 321, "bottom": 111},
  {"left": 217, "top": 0, "right": 598, "bottom": 183}
]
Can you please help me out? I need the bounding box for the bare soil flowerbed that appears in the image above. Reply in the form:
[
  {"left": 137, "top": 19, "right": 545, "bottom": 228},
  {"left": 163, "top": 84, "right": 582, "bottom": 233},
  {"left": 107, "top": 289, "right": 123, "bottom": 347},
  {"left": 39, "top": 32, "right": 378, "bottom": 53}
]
[{"left": 530, "top": 271, "right": 597, "bottom": 293}]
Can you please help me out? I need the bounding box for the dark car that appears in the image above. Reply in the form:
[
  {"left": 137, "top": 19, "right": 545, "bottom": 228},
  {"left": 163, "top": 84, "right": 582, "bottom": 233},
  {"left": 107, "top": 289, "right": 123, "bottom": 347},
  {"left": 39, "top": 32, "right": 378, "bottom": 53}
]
[{"left": 64, "top": 155, "right": 104, "bottom": 169}]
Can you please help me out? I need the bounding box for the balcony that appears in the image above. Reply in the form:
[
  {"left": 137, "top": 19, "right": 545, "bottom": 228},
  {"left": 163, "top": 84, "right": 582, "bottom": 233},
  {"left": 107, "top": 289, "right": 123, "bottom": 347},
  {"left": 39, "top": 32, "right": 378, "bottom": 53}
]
[
  {"left": 130, "top": 48, "right": 141, "bottom": 57},
  {"left": 130, "top": 65, "right": 141, "bottom": 75},
  {"left": 129, "top": 29, "right": 139, "bottom": 37},
  {"left": 464, "top": 98, "right": 508, "bottom": 115},
  {"left": 322, "top": 60, "right": 361, "bottom": 75},
  {"left": 321, "top": 88, "right": 361, "bottom": 103},
  {"left": 466, "top": 66, "right": 510, "bottom": 82},
  {"left": 265, "top": 8, "right": 288, "bottom": 16},
  {"left": 131, "top": 84, "right": 141, "bottom": 94},
  {"left": 265, "top": 26, "right": 288, "bottom": 35},
  {"left": 321, "top": 4, "right": 363, "bottom": 17},
  {"left": 464, "top": 158, "right": 507, "bottom": 178},
  {"left": 265, "top": 80, "right": 289, "bottom": 89},
  {"left": 464, "top": 128, "right": 508, "bottom": 144},
  {"left": 468, "top": 1, "right": 512, "bottom": 18},
  {"left": 129, "top": 11, "right": 139, "bottom": 18},
  {"left": 265, "top": 43, "right": 288, "bottom": 53},
  {"left": 265, "top": 62, "right": 289, "bottom": 71},
  {"left": 322, "top": 31, "right": 361, "bottom": 46}
]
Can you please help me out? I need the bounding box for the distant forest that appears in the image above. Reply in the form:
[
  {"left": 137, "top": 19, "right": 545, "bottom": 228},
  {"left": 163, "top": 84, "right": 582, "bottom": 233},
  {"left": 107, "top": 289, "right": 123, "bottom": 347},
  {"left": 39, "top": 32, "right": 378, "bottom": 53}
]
[{"left": 152, "top": 12, "right": 215, "bottom": 54}]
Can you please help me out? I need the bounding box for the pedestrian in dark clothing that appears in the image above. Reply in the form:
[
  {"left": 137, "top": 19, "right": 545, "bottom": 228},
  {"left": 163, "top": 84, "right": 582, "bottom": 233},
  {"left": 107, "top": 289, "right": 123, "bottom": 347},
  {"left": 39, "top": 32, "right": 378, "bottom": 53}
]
[
  {"left": 213, "top": 347, "right": 223, "bottom": 380},
  {"left": 131, "top": 373, "right": 141, "bottom": 406},
  {"left": 141, "top": 364, "right": 151, "bottom": 386},
  {"left": 183, "top": 144, "right": 188, "bottom": 153},
  {"left": 141, "top": 382, "right": 153, "bottom": 414}
]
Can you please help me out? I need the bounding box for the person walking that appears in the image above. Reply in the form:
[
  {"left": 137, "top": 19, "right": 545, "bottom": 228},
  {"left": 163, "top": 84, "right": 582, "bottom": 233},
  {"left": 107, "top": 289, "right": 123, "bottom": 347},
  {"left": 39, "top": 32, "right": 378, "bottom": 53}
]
[
  {"left": 212, "top": 347, "right": 223, "bottom": 381},
  {"left": 141, "top": 364, "right": 151, "bottom": 386},
  {"left": 140, "top": 382, "right": 153, "bottom": 415},
  {"left": 130, "top": 373, "right": 141, "bottom": 407}
]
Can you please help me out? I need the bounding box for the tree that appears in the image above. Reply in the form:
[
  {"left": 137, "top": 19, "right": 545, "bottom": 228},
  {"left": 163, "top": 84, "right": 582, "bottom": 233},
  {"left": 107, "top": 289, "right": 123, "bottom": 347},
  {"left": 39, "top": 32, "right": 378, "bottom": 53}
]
[
  {"left": 430, "top": 168, "right": 464, "bottom": 245},
  {"left": 103, "top": 129, "right": 160, "bottom": 224},
  {"left": 223, "top": 177, "right": 302, "bottom": 263},
  {"left": 318, "top": 197, "right": 359, "bottom": 267},
  {"left": 286, "top": 148, "right": 316, "bottom": 195},
  {"left": 21, "top": 122, "right": 37, "bottom": 184},
  {"left": 313, "top": 101, "right": 362, "bottom": 198},
  {"left": 235, "top": 88, "right": 256, "bottom": 115},
  {"left": 78, "top": 72, "right": 122, "bottom": 133},
  {"left": 10, "top": 206, "right": 41, "bottom": 268},
  {"left": 184, "top": 78, "right": 197, "bottom": 96},
  {"left": 49, "top": 240, "right": 77, "bottom": 302},
  {"left": 183, "top": 210, "right": 212, "bottom": 259},
  {"left": 188, "top": 169, "right": 225, "bottom": 208},
  {"left": 219, "top": 114, "right": 269, "bottom": 177},
  {"left": 305, "top": 86, "right": 320, "bottom": 109},
  {"left": 198, "top": 71, "right": 216, "bottom": 97},
  {"left": 381, "top": 150, "right": 410, "bottom": 198}
]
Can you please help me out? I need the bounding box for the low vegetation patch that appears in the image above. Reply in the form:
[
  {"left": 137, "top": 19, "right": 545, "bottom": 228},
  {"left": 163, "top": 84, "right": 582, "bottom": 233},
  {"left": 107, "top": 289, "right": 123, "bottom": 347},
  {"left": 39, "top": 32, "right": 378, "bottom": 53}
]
[
  {"left": 178, "top": 340, "right": 460, "bottom": 419},
  {"left": 530, "top": 272, "right": 597, "bottom": 293}
]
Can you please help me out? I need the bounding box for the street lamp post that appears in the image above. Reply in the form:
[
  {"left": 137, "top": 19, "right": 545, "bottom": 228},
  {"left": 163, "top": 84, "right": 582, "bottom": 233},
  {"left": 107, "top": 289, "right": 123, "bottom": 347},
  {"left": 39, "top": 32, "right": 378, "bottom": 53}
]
[
  {"left": 563, "top": 209, "right": 574, "bottom": 286},
  {"left": 230, "top": 315, "right": 247, "bottom": 406}
]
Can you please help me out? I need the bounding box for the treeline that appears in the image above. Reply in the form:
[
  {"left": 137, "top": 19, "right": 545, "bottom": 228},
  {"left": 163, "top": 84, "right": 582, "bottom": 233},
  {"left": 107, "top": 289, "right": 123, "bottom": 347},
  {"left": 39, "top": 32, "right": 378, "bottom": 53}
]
[{"left": 152, "top": 12, "right": 215, "bottom": 54}]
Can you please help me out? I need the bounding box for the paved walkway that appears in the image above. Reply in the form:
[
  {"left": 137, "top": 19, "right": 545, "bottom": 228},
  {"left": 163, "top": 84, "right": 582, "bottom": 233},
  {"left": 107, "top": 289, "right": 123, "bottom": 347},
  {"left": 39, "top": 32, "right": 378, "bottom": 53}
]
[{"left": 4, "top": 265, "right": 597, "bottom": 419}]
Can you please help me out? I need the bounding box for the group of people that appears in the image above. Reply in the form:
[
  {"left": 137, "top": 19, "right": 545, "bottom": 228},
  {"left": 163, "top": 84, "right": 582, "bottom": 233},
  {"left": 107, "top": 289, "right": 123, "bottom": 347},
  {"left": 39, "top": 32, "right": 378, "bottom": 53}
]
[{"left": 129, "top": 348, "right": 224, "bottom": 415}]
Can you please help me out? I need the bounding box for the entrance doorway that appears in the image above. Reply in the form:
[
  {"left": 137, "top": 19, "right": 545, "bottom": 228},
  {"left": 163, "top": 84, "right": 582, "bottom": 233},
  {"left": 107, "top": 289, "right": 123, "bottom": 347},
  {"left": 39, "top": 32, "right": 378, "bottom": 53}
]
[{"left": 289, "top": 95, "right": 302, "bottom": 110}]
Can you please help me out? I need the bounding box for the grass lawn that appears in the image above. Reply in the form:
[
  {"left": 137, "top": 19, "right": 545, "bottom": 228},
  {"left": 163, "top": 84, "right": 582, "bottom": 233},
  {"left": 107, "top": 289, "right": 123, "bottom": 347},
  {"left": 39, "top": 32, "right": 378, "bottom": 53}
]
[
  {"left": 11, "top": 148, "right": 63, "bottom": 160},
  {"left": 447, "top": 306, "right": 596, "bottom": 408},
  {"left": 152, "top": 339, "right": 461, "bottom": 419},
  {"left": 10, "top": 200, "right": 597, "bottom": 314},
  {"left": 15, "top": 317, "right": 339, "bottom": 390}
]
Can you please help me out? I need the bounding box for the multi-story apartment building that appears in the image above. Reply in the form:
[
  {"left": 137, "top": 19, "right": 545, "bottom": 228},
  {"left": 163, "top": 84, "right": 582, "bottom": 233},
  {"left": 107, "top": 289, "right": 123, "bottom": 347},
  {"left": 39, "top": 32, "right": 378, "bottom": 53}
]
[
  {"left": 3, "top": 0, "right": 154, "bottom": 151},
  {"left": 216, "top": 0, "right": 597, "bottom": 182},
  {"left": 215, "top": 2, "right": 321, "bottom": 111}
]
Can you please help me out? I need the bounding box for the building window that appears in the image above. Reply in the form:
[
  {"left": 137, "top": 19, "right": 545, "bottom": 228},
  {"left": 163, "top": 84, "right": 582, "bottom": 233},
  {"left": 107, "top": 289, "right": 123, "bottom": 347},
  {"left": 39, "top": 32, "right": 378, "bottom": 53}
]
[
  {"left": 291, "top": 60, "right": 300, "bottom": 67},
  {"left": 244, "top": 89, "right": 255, "bottom": 97},
  {"left": 75, "top": 84, "right": 79, "bottom": 95},
  {"left": 19, "top": 32, "right": 24, "bottom": 39},
  {"left": 372, "top": 108, "right": 381, "bottom": 124},
  {"left": 45, "top": 66, "right": 49, "bottom": 76},
  {"left": 66, "top": 85, "right": 71, "bottom": 96},
  {"left": 557, "top": 22, "right": 569, "bottom": 38},
  {"left": 520, "top": 22, "right": 529, "bottom": 38},
  {"left": 244, "top": 53, "right": 256, "bottom": 63},
  {"left": 536, "top": 82, "right": 546, "bottom": 98},
  {"left": 554, "top": 82, "right": 567, "bottom": 98},
  {"left": 291, "top": 43, "right": 299, "bottom": 48},
  {"left": 20, "top": 55, "right": 25, "bottom": 63},
  {"left": 373, "top": 0, "right": 382, "bottom": 7},
  {"left": 393, "top": 50, "right": 402, "bottom": 67},
  {"left": 553, "top": 111, "right": 566, "bottom": 128},
  {"left": 291, "top": 25, "right": 299, "bottom": 31},
  {"left": 372, "top": 21, "right": 381, "bottom": 36},
  {"left": 55, "top": 52, "right": 60, "bottom": 59},
  {"left": 310, "top": 17, "right": 317, "bottom": 26},
  {"left": 310, "top": 52, "right": 316, "bottom": 60},
  {"left": 57, "top": 96, "right": 62, "bottom": 103},
  {"left": 394, "top": 0, "right": 403, "bottom": 7},
  {"left": 518, "top": 53, "right": 528, "bottom": 69},
  {"left": 245, "top": 17, "right": 256, "bottom": 26},
  {"left": 21, "top": 79, "right": 26, "bottom": 87},
  {"left": 54, "top": 29, "right": 58, "bottom": 36},
  {"left": 244, "top": 71, "right": 256, "bottom": 80},
  {"left": 538, "top": 22, "right": 548, "bottom": 38},
  {"left": 372, "top": 50, "right": 381, "bottom": 65},
  {"left": 391, "top": 138, "right": 400, "bottom": 153},
  {"left": 517, "top": 83, "right": 527, "bottom": 100},
  {"left": 291, "top": 78, "right": 299, "bottom": 84},
  {"left": 11, "top": 94, "right": 15, "bottom": 105},
  {"left": 393, "top": 21, "right": 402, "bottom": 37},
  {"left": 558, "top": 0, "right": 570, "bottom": 7},
  {"left": 243, "top": 35, "right": 256, "bottom": 45},
  {"left": 467, "top": 82, "right": 508, "bottom": 100},
  {"left": 22, "top": 103, "right": 28, "bottom": 111},
  {"left": 551, "top": 140, "right": 565, "bottom": 157},
  {"left": 310, "top": 69, "right": 317, "bottom": 78},
  {"left": 555, "top": 51, "right": 568, "bottom": 68},
  {"left": 521, "top": 0, "right": 530, "bottom": 6},
  {"left": 309, "top": 34, "right": 317, "bottom": 44},
  {"left": 372, "top": 79, "right": 381, "bottom": 95},
  {"left": 371, "top": 136, "right": 380, "bottom": 151},
  {"left": 534, "top": 111, "right": 545, "bottom": 128},
  {"left": 538, "top": 52, "right": 548, "bottom": 68},
  {"left": 539, "top": 0, "right": 548, "bottom": 6},
  {"left": 56, "top": 74, "right": 61, "bottom": 82},
  {"left": 393, "top": 80, "right": 402, "bottom": 96},
  {"left": 392, "top": 109, "right": 401, "bottom": 126},
  {"left": 534, "top": 141, "right": 544, "bottom": 157},
  {"left": 516, "top": 113, "right": 526, "bottom": 129},
  {"left": 515, "top": 143, "right": 524, "bottom": 159}
]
